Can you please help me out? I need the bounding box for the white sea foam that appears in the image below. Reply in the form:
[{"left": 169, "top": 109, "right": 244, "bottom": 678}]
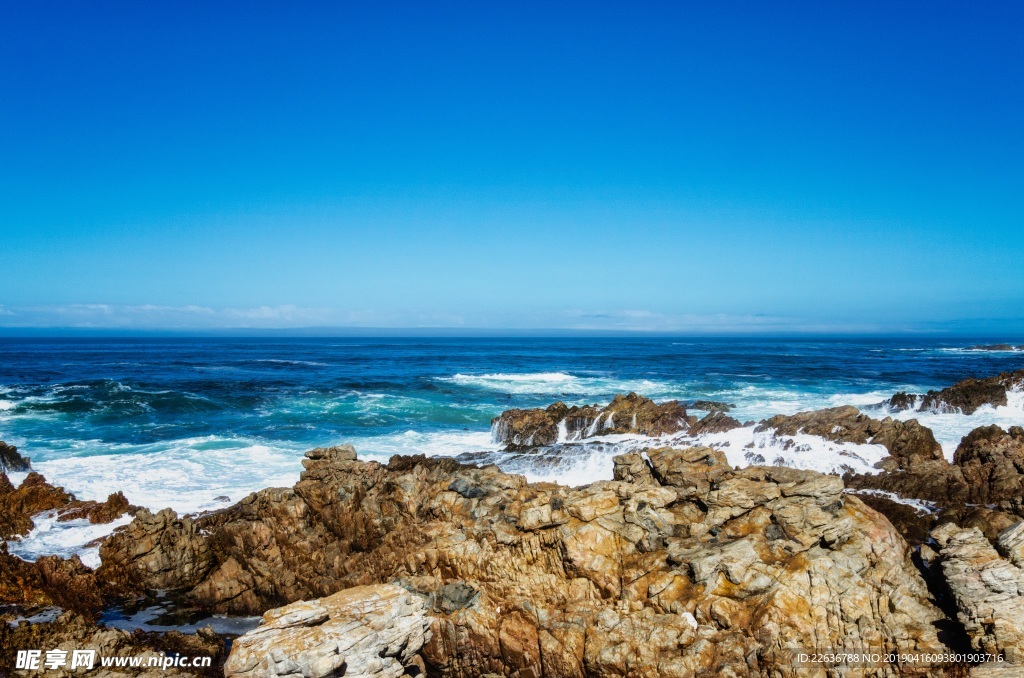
[
  {"left": 7, "top": 510, "right": 133, "bottom": 569},
  {"left": 885, "top": 387, "right": 1024, "bottom": 459},
  {"left": 690, "top": 425, "right": 889, "bottom": 475},
  {"left": 846, "top": 489, "right": 937, "bottom": 514},
  {"left": 438, "top": 372, "right": 670, "bottom": 397},
  {"left": 348, "top": 429, "right": 499, "bottom": 462},
  {"left": 31, "top": 437, "right": 306, "bottom": 515},
  {"left": 0, "top": 399, "right": 15, "bottom": 411}
]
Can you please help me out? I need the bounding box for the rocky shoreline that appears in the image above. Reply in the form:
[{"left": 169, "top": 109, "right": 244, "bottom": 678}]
[{"left": 2, "top": 369, "right": 1024, "bottom": 676}]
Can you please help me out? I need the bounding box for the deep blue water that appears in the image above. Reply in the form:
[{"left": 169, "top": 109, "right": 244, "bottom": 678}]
[{"left": 1, "top": 337, "right": 1022, "bottom": 515}]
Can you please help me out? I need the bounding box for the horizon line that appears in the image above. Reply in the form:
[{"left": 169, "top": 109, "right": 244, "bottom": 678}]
[{"left": 0, "top": 326, "right": 1021, "bottom": 341}]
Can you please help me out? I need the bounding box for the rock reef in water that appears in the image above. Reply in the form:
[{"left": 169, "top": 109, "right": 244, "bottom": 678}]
[
  {"left": 98, "top": 443, "right": 948, "bottom": 676},
  {"left": 757, "top": 405, "right": 944, "bottom": 461},
  {"left": 0, "top": 440, "right": 31, "bottom": 473},
  {"left": 0, "top": 470, "right": 136, "bottom": 541},
  {"left": 888, "top": 370, "right": 1024, "bottom": 415},
  {"left": 490, "top": 393, "right": 692, "bottom": 449}
]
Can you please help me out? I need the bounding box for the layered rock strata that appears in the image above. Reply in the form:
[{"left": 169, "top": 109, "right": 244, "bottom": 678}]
[{"left": 932, "top": 522, "right": 1024, "bottom": 663}]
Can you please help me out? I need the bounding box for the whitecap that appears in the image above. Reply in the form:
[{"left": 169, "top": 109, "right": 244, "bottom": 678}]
[{"left": 7, "top": 510, "right": 133, "bottom": 569}]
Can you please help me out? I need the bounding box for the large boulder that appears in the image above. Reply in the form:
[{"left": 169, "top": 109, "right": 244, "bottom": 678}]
[
  {"left": 97, "top": 443, "right": 948, "bottom": 677},
  {"left": 889, "top": 369, "right": 1024, "bottom": 414},
  {"left": 491, "top": 393, "right": 691, "bottom": 449},
  {"left": 224, "top": 584, "right": 431, "bottom": 678}
]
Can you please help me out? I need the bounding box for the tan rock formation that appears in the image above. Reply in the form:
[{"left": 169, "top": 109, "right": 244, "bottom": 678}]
[{"left": 98, "top": 443, "right": 948, "bottom": 676}]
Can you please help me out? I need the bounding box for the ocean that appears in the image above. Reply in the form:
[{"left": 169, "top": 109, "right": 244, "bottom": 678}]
[{"left": 2, "top": 336, "right": 1023, "bottom": 565}]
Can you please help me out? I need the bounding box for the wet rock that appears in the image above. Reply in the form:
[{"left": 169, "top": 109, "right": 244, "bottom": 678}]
[
  {"left": 933, "top": 522, "right": 1024, "bottom": 662},
  {"left": 687, "top": 410, "right": 742, "bottom": 436},
  {"left": 98, "top": 508, "right": 215, "bottom": 595},
  {"left": 224, "top": 583, "right": 430, "bottom": 678},
  {"left": 491, "top": 393, "right": 690, "bottom": 449},
  {"left": 687, "top": 400, "right": 734, "bottom": 412},
  {"left": 953, "top": 426, "right": 1024, "bottom": 505},
  {"left": 965, "top": 344, "right": 1022, "bottom": 352},
  {"left": 97, "top": 444, "right": 949, "bottom": 676},
  {"left": 57, "top": 491, "right": 137, "bottom": 525},
  {"left": 889, "top": 369, "right": 1024, "bottom": 414},
  {"left": 0, "top": 441, "right": 30, "bottom": 473},
  {"left": 0, "top": 471, "right": 134, "bottom": 542}
]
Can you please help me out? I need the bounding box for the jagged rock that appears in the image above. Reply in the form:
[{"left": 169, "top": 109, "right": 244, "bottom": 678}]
[
  {"left": 889, "top": 370, "right": 1024, "bottom": 414},
  {"left": 224, "top": 584, "right": 431, "bottom": 678},
  {"left": 932, "top": 523, "right": 1024, "bottom": 662},
  {"left": 0, "top": 610, "right": 223, "bottom": 677},
  {"left": 98, "top": 507, "right": 215, "bottom": 594},
  {"left": 687, "top": 411, "right": 742, "bottom": 436},
  {"left": 954, "top": 426, "right": 1024, "bottom": 505},
  {"left": 965, "top": 344, "right": 1023, "bottom": 352},
  {"left": 0, "top": 441, "right": 30, "bottom": 473},
  {"left": 491, "top": 393, "right": 691, "bottom": 449},
  {"left": 0, "top": 471, "right": 134, "bottom": 541},
  {"left": 57, "top": 491, "right": 136, "bottom": 524},
  {"left": 97, "top": 444, "right": 948, "bottom": 677}
]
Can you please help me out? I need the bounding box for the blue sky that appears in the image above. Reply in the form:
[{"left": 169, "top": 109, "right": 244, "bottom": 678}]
[{"left": 2, "top": 2, "right": 1022, "bottom": 334}]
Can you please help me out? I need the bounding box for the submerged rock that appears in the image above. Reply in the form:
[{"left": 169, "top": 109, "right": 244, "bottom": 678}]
[
  {"left": 491, "top": 392, "right": 691, "bottom": 449},
  {"left": 687, "top": 400, "right": 734, "bottom": 412},
  {"left": 224, "top": 583, "right": 430, "bottom": 678},
  {"left": 889, "top": 369, "right": 1024, "bottom": 415},
  {"left": 97, "top": 443, "right": 949, "bottom": 676}
]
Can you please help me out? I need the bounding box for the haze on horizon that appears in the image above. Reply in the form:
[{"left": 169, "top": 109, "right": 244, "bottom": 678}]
[{"left": 2, "top": 2, "right": 1022, "bottom": 336}]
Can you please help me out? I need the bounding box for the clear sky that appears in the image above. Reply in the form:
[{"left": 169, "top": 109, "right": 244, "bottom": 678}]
[{"left": 2, "top": 2, "right": 1022, "bottom": 334}]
